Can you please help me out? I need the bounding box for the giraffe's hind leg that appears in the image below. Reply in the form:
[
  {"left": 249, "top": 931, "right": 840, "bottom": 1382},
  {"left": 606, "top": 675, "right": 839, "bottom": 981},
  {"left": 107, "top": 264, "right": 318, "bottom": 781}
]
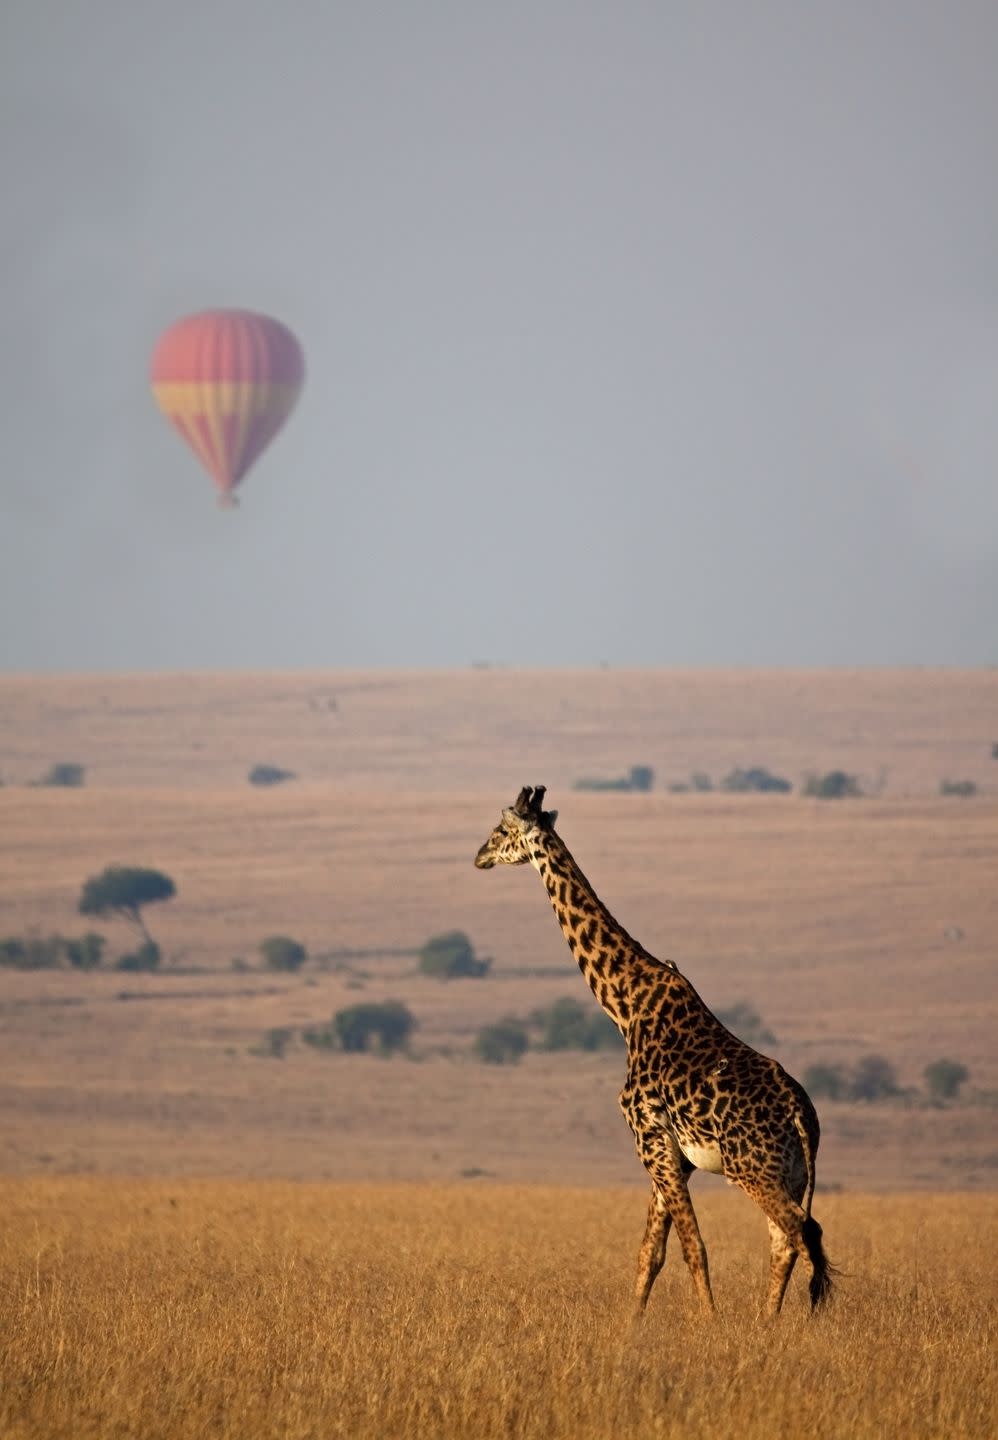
[
  {"left": 741, "top": 1181, "right": 827, "bottom": 1316},
  {"left": 634, "top": 1185, "right": 672, "bottom": 1312},
  {"left": 765, "top": 1216, "right": 798, "bottom": 1317}
]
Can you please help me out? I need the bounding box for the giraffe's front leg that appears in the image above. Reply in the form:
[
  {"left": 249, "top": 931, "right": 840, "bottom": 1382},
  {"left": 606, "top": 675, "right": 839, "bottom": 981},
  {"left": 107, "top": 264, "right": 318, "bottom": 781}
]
[
  {"left": 620, "top": 1087, "right": 715, "bottom": 1313},
  {"left": 633, "top": 1184, "right": 672, "bottom": 1313}
]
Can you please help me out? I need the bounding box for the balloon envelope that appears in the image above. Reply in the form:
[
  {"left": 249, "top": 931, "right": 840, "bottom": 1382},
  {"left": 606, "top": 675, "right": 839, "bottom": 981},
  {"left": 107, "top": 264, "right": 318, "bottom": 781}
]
[{"left": 150, "top": 310, "right": 304, "bottom": 503}]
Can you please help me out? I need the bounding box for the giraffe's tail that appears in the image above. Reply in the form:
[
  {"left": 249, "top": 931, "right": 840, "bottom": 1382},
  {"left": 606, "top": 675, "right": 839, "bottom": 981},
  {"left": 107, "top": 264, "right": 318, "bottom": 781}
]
[{"left": 793, "top": 1109, "right": 837, "bottom": 1309}]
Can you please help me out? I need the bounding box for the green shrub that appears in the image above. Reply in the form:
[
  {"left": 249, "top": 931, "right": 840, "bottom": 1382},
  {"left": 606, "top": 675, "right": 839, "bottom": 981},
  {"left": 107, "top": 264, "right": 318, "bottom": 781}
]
[
  {"left": 0, "top": 933, "right": 107, "bottom": 970},
  {"left": 939, "top": 780, "right": 977, "bottom": 797},
  {"left": 115, "top": 942, "right": 161, "bottom": 972},
  {"left": 923, "top": 1058, "right": 970, "bottom": 1102},
  {"left": 333, "top": 1000, "right": 415, "bottom": 1054},
  {"left": 715, "top": 1003, "right": 776, "bottom": 1048},
  {"left": 720, "top": 767, "right": 791, "bottom": 794},
  {"left": 0, "top": 935, "right": 66, "bottom": 969},
  {"left": 803, "top": 1062, "right": 848, "bottom": 1101},
  {"left": 259, "top": 935, "right": 307, "bottom": 972},
  {"left": 248, "top": 764, "right": 297, "bottom": 787},
  {"left": 850, "top": 1053, "right": 898, "bottom": 1101},
  {"left": 34, "top": 762, "right": 85, "bottom": 788},
  {"left": 574, "top": 765, "right": 655, "bottom": 794},
  {"left": 65, "top": 933, "right": 105, "bottom": 970},
  {"left": 533, "top": 996, "right": 623, "bottom": 1052},
  {"left": 418, "top": 931, "right": 490, "bottom": 979},
  {"left": 474, "top": 1018, "right": 530, "bottom": 1065},
  {"left": 802, "top": 770, "right": 862, "bottom": 799}
]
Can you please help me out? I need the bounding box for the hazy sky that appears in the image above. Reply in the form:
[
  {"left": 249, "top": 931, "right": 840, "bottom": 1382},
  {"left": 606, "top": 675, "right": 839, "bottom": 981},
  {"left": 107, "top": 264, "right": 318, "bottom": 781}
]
[{"left": 2, "top": 1, "right": 997, "bottom": 669}]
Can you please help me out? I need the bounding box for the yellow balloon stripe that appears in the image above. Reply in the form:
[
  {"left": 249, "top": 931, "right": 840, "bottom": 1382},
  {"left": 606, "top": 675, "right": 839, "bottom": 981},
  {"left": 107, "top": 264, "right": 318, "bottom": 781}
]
[{"left": 151, "top": 382, "right": 301, "bottom": 488}]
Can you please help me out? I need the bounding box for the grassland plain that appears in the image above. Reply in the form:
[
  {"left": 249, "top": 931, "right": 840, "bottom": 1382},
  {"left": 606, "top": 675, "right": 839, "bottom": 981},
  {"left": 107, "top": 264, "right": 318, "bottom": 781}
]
[
  {"left": 1, "top": 672, "right": 996, "bottom": 1435},
  {"left": 1, "top": 1178, "right": 994, "bottom": 1440},
  {"left": 1, "top": 785, "right": 996, "bottom": 1188}
]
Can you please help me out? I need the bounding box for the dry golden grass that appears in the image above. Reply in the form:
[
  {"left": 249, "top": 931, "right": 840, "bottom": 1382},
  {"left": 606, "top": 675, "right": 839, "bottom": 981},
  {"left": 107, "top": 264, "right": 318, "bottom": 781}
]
[{"left": 1, "top": 1178, "right": 994, "bottom": 1440}]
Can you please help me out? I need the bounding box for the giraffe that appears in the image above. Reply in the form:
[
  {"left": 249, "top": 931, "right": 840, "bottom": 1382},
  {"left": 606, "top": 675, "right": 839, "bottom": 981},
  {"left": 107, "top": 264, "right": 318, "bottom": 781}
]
[{"left": 474, "top": 785, "right": 834, "bottom": 1317}]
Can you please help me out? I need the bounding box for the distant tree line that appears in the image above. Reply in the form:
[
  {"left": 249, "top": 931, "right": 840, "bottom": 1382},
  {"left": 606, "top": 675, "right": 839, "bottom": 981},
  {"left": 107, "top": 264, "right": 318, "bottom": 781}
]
[
  {"left": 474, "top": 996, "right": 778, "bottom": 1066},
  {"left": 577, "top": 764, "right": 989, "bottom": 798},
  {"left": 804, "top": 1054, "right": 972, "bottom": 1105},
  {"left": 574, "top": 766, "right": 655, "bottom": 794}
]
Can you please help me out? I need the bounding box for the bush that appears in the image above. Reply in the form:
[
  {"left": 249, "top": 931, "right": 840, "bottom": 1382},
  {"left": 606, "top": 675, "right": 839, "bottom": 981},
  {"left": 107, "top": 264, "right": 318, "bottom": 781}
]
[
  {"left": 33, "top": 762, "right": 85, "bottom": 788},
  {"left": 474, "top": 1018, "right": 530, "bottom": 1065},
  {"left": 418, "top": 931, "right": 490, "bottom": 979},
  {"left": 115, "top": 942, "right": 161, "bottom": 972},
  {"left": 715, "top": 1003, "right": 776, "bottom": 1048},
  {"left": 850, "top": 1053, "right": 898, "bottom": 1101},
  {"left": 333, "top": 1000, "right": 415, "bottom": 1054},
  {"left": 574, "top": 765, "right": 655, "bottom": 794},
  {"left": 0, "top": 935, "right": 66, "bottom": 969},
  {"left": 248, "top": 764, "right": 297, "bottom": 787},
  {"left": 802, "top": 770, "right": 862, "bottom": 799},
  {"left": 259, "top": 936, "right": 307, "bottom": 972},
  {"left": 720, "top": 767, "right": 792, "bottom": 794},
  {"left": 923, "top": 1058, "right": 970, "bottom": 1102},
  {"left": 0, "top": 932, "right": 106, "bottom": 970},
  {"left": 939, "top": 780, "right": 977, "bottom": 797},
  {"left": 65, "top": 932, "right": 105, "bottom": 970},
  {"left": 803, "top": 1062, "right": 848, "bottom": 1101},
  {"left": 533, "top": 997, "right": 623, "bottom": 1052}
]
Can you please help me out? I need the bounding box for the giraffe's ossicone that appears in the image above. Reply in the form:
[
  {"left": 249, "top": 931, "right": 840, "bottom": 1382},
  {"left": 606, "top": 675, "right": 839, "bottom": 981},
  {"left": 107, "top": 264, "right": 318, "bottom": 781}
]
[{"left": 475, "top": 785, "right": 835, "bottom": 1317}]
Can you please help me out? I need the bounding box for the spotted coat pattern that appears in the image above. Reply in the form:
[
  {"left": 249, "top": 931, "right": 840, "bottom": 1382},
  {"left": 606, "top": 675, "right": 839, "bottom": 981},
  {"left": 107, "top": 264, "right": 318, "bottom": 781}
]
[{"left": 475, "top": 786, "right": 834, "bottom": 1316}]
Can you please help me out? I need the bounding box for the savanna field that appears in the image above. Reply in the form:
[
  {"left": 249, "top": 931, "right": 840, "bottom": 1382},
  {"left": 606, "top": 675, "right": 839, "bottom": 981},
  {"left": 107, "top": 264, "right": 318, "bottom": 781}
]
[
  {"left": 1, "top": 670, "right": 996, "bottom": 1436},
  {"left": 2, "top": 1180, "right": 995, "bottom": 1440}
]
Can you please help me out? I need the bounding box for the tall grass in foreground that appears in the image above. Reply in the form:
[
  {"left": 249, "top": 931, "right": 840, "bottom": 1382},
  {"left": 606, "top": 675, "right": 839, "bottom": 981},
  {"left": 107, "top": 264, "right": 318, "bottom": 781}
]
[{"left": 1, "top": 1179, "right": 994, "bottom": 1439}]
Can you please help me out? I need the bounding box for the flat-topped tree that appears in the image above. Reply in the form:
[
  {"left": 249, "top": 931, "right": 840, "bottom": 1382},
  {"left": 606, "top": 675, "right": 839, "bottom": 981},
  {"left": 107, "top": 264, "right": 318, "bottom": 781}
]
[{"left": 78, "top": 866, "right": 176, "bottom": 948}]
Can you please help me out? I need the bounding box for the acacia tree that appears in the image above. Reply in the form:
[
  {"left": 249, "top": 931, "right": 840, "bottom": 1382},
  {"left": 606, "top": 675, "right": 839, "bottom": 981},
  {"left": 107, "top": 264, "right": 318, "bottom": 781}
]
[{"left": 78, "top": 866, "right": 176, "bottom": 946}]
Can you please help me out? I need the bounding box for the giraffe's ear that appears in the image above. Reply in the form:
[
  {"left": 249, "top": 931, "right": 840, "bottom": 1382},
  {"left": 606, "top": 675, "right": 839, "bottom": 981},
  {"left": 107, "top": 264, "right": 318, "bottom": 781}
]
[{"left": 543, "top": 809, "right": 558, "bottom": 828}]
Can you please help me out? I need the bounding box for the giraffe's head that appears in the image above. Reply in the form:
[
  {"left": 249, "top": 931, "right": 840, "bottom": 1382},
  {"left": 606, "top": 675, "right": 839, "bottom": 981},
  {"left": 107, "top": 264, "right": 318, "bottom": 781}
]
[{"left": 474, "top": 785, "right": 558, "bottom": 869}]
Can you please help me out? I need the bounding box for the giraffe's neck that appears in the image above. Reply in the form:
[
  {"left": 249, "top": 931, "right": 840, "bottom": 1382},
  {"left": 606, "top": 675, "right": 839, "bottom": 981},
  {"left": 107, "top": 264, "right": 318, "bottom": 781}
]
[{"left": 528, "top": 827, "right": 666, "bottom": 1031}]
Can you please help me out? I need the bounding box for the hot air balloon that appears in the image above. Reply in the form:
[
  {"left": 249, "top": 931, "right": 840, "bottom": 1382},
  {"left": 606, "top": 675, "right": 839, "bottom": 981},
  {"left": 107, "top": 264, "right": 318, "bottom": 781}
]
[{"left": 150, "top": 309, "right": 304, "bottom": 507}]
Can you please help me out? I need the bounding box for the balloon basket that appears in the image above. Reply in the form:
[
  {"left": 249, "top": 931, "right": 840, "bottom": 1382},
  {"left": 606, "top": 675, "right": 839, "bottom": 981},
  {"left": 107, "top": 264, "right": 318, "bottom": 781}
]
[{"left": 217, "top": 492, "right": 240, "bottom": 511}]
